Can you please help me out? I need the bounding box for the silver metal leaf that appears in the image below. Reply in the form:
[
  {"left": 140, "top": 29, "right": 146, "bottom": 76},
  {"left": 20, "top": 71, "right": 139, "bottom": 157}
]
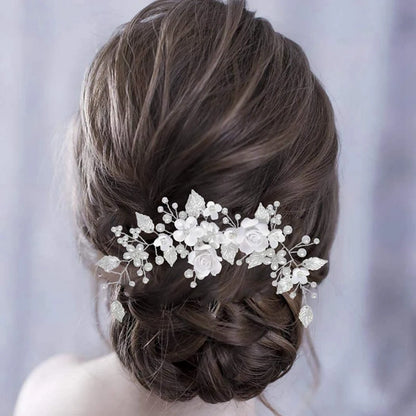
[
  {"left": 164, "top": 246, "right": 178, "bottom": 266},
  {"left": 302, "top": 257, "right": 328, "bottom": 271},
  {"left": 97, "top": 256, "right": 120, "bottom": 272},
  {"left": 221, "top": 243, "right": 238, "bottom": 265},
  {"left": 110, "top": 300, "right": 126, "bottom": 323},
  {"left": 135, "top": 212, "right": 154, "bottom": 233},
  {"left": 299, "top": 305, "right": 313, "bottom": 328},
  {"left": 185, "top": 189, "right": 206, "bottom": 218},
  {"left": 254, "top": 202, "right": 270, "bottom": 223},
  {"left": 246, "top": 252, "right": 265, "bottom": 269}
]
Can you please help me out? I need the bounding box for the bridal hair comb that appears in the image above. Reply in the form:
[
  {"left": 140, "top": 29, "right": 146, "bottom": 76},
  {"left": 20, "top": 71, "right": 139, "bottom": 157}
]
[{"left": 97, "top": 189, "right": 328, "bottom": 328}]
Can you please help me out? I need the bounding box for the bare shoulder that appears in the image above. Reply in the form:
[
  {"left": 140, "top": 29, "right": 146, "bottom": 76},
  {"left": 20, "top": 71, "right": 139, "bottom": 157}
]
[{"left": 13, "top": 354, "right": 106, "bottom": 416}]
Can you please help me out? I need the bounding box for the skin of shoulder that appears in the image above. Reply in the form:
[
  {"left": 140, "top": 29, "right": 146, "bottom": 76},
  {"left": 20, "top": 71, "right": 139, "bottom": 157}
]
[{"left": 13, "top": 354, "right": 94, "bottom": 416}]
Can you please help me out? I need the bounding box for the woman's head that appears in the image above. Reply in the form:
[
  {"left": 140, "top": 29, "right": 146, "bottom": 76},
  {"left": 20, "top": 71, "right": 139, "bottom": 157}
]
[{"left": 71, "top": 0, "right": 339, "bottom": 405}]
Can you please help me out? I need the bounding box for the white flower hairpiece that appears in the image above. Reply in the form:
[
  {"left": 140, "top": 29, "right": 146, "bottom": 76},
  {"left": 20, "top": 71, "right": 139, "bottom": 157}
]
[{"left": 97, "top": 189, "right": 328, "bottom": 328}]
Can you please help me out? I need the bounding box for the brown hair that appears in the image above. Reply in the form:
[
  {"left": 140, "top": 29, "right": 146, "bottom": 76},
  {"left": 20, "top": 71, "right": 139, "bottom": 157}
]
[{"left": 71, "top": 0, "right": 339, "bottom": 412}]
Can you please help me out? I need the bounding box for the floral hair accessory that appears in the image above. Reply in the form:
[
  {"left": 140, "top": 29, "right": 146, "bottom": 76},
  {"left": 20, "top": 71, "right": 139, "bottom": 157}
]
[{"left": 97, "top": 189, "right": 328, "bottom": 328}]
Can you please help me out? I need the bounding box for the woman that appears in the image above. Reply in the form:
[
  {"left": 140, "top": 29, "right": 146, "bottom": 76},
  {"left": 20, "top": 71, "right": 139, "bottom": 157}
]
[{"left": 14, "top": 0, "right": 339, "bottom": 415}]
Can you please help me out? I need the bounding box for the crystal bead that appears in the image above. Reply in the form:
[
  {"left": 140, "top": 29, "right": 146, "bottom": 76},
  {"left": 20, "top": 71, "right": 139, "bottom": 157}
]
[
  {"left": 314, "top": 238, "right": 320, "bottom": 244},
  {"left": 222, "top": 217, "right": 229, "bottom": 224},
  {"left": 235, "top": 259, "right": 242, "bottom": 266},
  {"left": 311, "top": 292, "right": 317, "bottom": 299},
  {"left": 137, "top": 269, "right": 143, "bottom": 276},
  {"left": 157, "top": 206, "right": 163, "bottom": 213}
]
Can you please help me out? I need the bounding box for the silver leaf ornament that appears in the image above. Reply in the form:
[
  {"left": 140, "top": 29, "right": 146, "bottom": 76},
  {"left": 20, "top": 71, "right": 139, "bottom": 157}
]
[
  {"left": 164, "top": 246, "right": 177, "bottom": 266},
  {"left": 135, "top": 212, "right": 155, "bottom": 233},
  {"left": 302, "top": 257, "right": 328, "bottom": 271},
  {"left": 110, "top": 300, "right": 126, "bottom": 323},
  {"left": 299, "top": 305, "right": 313, "bottom": 328},
  {"left": 254, "top": 202, "right": 270, "bottom": 223},
  {"left": 220, "top": 243, "right": 238, "bottom": 265},
  {"left": 97, "top": 256, "right": 121, "bottom": 272},
  {"left": 185, "top": 189, "right": 206, "bottom": 218},
  {"left": 246, "top": 252, "right": 265, "bottom": 269}
]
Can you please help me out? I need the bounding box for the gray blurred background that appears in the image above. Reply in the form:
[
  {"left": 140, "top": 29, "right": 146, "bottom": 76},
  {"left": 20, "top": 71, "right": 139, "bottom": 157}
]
[{"left": 1, "top": 1, "right": 415, "bottom": 415}]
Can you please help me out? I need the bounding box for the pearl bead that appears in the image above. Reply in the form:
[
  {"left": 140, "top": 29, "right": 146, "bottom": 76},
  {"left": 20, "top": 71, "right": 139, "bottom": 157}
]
[
  {"left": 144, "top": 263, "right": 153, "bottom": 271},
  {"left": 155, "top": 223, "right": 165, "bottom": 232},
  {"left": 289, "top": 292, "right": 297, "bottom": 299},
  {"left": 221, "top": 207, "right": 228, "bottom": 214},
  {"left": 184, "top": 269, "right": 194, "bottom": 278},
  {"left": 270, "top": 272, "right": 277, "bottom": 278},
  {"left": 314, "top": 238, "right": 320, "bottom": 244},
  {"left": 273, "top": 201, "right": 280, "bottom": 207},
  {"left": 302, "top": 235, "right": 311, "bottom": 244},
  {"left": 157, "top": 206, "right": 164, "bottom": 213},
  {"left": 235, "top": 259, "right": 242, "bottom": 266},
  {"left": 272, "top": 280, "right": 278, "bottom": 287},
  {"left": 172, "top": 202, "right": 178, "bottom": 209},
  {"left": 235, "top": 213, "right": 241, "bottom": 220},
  {"left": 283, "top": 225, "right": 292, "bottom": 235},
  {"left": 162, "top": 214, "right": 172, "bottom": 223},
  {"left": 190, "top": 281, "right": 197, "bottom": 288},
  {"left": 311, "top": 292, "right": 317, "bottom": 299},
  {"left": 142, "top": 276, "right": 149, "bottom": 284},
  {"left": 137, "top": 269, "right": 143, "bottom": 276},
  {"left": 161, "top": 197, "right": 168, "bottom": 204},
  {"left": 297, "top": 248, "right": 307, "bottom": 258},
  {"left": 129, "top": 281, "right": 136, "bottom": 287},
  {"left": 222, "top": 217, "right": 229, "bottom": 224},
  {"left": 155, "top": 256, "right": 164, "bottom": 265},
  {"left": 310, "top": 281, "right": 317, "bottom": 288}
]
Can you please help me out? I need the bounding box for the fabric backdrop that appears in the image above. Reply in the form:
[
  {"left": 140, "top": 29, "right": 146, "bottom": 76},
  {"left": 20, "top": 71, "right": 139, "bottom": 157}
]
[{"left": 1, "top": 1, "right": 415, "bottom": 415}]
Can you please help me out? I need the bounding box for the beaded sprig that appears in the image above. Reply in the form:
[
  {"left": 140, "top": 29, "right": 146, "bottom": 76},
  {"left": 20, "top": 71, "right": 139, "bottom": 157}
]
[{"left": 97, "top": 189, "right": 328, "bottom": 327}]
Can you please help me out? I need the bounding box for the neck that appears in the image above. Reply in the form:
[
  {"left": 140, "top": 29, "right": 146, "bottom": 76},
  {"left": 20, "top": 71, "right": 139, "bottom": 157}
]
[{"left": 94, "top": 353, "right": 257, "bottom": 416}]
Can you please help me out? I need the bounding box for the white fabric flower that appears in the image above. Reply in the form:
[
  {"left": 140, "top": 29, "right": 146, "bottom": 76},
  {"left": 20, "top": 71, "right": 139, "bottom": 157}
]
[
  {"left": 188, "top": 243, "right": 222, "bottom": 279},
  {"left": 235, "top": 217, "right": 270, "bottom": 254},
  {"left": 268, "top": 228, "right": 286, "bottom": 248},
  {"left": 200, "top": 220, "right": 224, "bottom": 249},
  {"left": 153, "top": 233, "right": 173, "bottom": 252},
  {"left": 173, "top": 216, "right": 206, "bottom": 246},
  {"left": 270, "top": 249, "right": 287, "bottom": 269},
  {"left": 202, "top": 201, "right": 222, "bottom": 220},
  {"left": 291, "top": 267, "right": 310, "bottom": 284},
  {"left": 222, "top": 227, "right": 239, "bottom": 245},
  {"left": 123, "top": 244, "right": 149, "bottom": 267}
]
